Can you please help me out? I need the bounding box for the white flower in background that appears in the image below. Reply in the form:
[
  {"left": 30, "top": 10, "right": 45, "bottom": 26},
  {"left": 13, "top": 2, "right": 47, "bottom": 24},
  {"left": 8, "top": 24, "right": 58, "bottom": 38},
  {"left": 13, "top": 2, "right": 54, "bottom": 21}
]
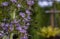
[
  {"left": 56, "top": 0, "right": 60, "bottom": 2},
  {"left": 38, "top": 1, "right": 53, "bottom": 7}
]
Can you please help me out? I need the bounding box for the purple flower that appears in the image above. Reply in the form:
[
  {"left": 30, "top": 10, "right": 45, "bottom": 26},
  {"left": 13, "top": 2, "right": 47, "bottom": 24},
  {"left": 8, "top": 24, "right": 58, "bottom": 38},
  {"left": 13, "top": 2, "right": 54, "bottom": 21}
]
[
  {"left": 19, "top": 12, "right": 25, "bottom": 18},
  {"left": 11, "top": 19, "right": 19, "bottom": 24},
  {"left": 5, "top": 23, "right": 9, "bottom": 27},
  {"left": 2, "top": 2, "right": 9, "bottom": 6},
  {"left": 22, "top": 26, "right": 28, "bottom": 30},
  {"left": 16, "top": 23, "right": 21, "bottom": 27},
  {"left": 16, "top": 26, "right": 22, "bottom": 31},
  {"left": 17, "top": 4, "right": 21, "bottom": 8},
  {"left": 26, "top": 10, "right": 31, "bottom": 15},
  {"left": 26, "top": 23, "right": 30, "bottom": 26},
  {"left": 20, "top": 29, "right": 26, "bottom": 33},
  {"left": 27, "top": 0, "right": 34, "bottom": 6},
  {"left": 23, "top": 35, "right": 28, "bottom": 39},
  {"left": 16, "top": 26, "right": 27, "bottom": 33},
  {"left": 0, "top": 33, "right": 4, "bottom": 38},
  {"left": 9, "top": 24, "right": 13, "bottom": 27},
  {"left": 9, "top": 27, "right": 14, "bottom": 31},
  {"left": 9, "top": 24, "right": 14, "bottom": 31},
  {"left": 10, "top": 0, "right": 17, "bottom": 3},
  {"left": 3, "top": 27, "right": 8, "bottom": 32},
  {"left": 27, "top": 16, "right": 31, "bottom": 20},
  {"left": 23, "top": 18, "right": 30, "bottom": 22},
  {"left": 13, "top": 19, "right": 18, "bottom": 23},
  {"left": 1, "top": 23, "right": 9, "bottom": 31}
]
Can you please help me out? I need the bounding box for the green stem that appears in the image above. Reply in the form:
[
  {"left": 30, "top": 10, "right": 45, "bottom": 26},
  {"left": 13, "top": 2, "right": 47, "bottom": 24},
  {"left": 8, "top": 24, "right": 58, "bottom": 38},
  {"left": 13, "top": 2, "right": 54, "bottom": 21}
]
[
  {"left": 10, "top": 9, "right": 16, "bottom": 20},
  {"left": 10, "top": 33, "right": 14, "bottom": 39}
]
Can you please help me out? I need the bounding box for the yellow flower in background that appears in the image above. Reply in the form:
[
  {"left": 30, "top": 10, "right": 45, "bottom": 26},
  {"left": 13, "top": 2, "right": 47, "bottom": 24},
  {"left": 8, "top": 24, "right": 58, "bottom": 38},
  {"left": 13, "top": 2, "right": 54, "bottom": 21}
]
[
  {"left": 41, "top": 27, "right": 47, "bottom": 34},
  {"left": 37, "top": 26, "right": 60, "bottom": 38}
]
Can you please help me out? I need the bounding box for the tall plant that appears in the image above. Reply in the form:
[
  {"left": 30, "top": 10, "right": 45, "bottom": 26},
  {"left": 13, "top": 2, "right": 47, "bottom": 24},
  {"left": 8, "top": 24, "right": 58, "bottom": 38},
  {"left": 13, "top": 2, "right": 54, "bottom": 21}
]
[{"left": 0, "top": 0, "right": 34, "bottom": 39}]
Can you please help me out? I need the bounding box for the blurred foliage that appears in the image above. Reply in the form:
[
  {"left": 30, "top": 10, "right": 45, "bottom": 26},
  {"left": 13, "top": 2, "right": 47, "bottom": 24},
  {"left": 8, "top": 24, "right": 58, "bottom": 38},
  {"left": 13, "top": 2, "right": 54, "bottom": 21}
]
[
  {"left": 55, "top": 3, "right": 60, "bottom": 27},
  {"left": 29, "top": 1, "right": 60, "bottom": 39},
  {"left": 37, "top": 26, "right": 60, "bottom": 38}
]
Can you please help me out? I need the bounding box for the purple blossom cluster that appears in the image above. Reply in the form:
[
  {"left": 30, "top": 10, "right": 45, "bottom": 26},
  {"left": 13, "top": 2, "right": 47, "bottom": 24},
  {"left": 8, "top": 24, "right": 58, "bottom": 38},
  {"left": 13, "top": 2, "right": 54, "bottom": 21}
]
[
  {"left": 0, "top": 0, "right": 35, "bottom": 39},
  {"left": 0, "top": 10, "right": 31, "bottom": 39},
  {"left": 1, "top": 0, "right": 35, "bottom": 8},
  {"left": 10, "top": 0, "right": 17, "bottom": 3},
  {"left": 26, "top": 0, "right": 34, "bottom": 6},
  {"left": 1, "top": 2, "right": 9, "bottom": 6},
  {"left": 18, "top": 9, "right": 31, "bottom": 39},
  {"left": 1, "top": 0, "right": 21, "bottom": 8},
  {"left": 26, "top": 0, "right": 35, "bottom": 9}
]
